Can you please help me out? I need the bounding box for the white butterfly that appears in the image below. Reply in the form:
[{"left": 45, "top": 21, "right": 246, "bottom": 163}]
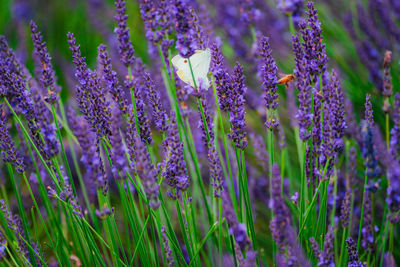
[{"left": 171, "top": 49, "right": 211, "bottom": 89}]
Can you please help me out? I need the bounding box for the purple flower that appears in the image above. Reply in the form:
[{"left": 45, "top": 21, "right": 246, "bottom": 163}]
[
  {"left": 161, "top": 111, "right": 189, "bottom": 198},
  {"left": 29, "top": 20, "right": 59, "bottom": 104},
  {"left": 390, "top": 93, "right": 400, "bottom": 160},
  {"left": 49, "top": 183, "right": 83, "bottom": 218},
  {"left": 67, "top": 33, "right": 112, "bottom": 140},
  {"left": 300, "top": 2, "right": 327, "bottom": 81},
  {"left": 364, "top": 94, "right": 373, "bottom": 126},
  {"left": 360, "top": 120, "right": 381, "bottom": 179},
  {"left": 309, "top": 226, "right": 333, "bottom": 266},
  {"left": 125, "top": 106, "right": 137, "bottom": 171},
  {"left": 196, "top": 90, "right": 223, "bottom": 197},
  {"left": 346, "top": 238, "right": 365, "bottom": 267},
  {"left": 97, "top": 44, "right": 128, "bottom": 114},
  {"left": 228, "top": 62, "right": 247, "bottom": 149},
  {"left": 143, "top": 71, "right": 168, "bottom": 132},
  {"left": 348, "top": 147, "right": 358, "bottom": 186},
  {"left": 361, "top": 95, "right": 380, "bottom": 178},
  {"left": 293, "top": 35, "right": 312, "bottom": 141},
  {"left": 139, "top": 0, "right": 175, "bottom": 47},
  {"left": 0, "top": 105, "right": 25, "bottom": 173},
  {"left": 95, "top": 206, "right": 114, "bottom": 220},
  {"left": 361, "top": 191, "right": 374, "bottom": 253},
  {"left": 68, "top": 108, "right": 107, "bottom": 192},
  {"left": 114, "top": 0, "right": 135, "bottom": 67},
  {"left": 210, "top": 43, "right": 233, "bottom": 112},
  {"left": 269, "top": 163, "right": 291, "bottom": 253},
  {"left": 250, "top": 133, "right": 269, "bottom": 175},
  {"left": 161, "top": 226, "right": 174, "bottom": 267},
  {"left": 174, "top": 0, "right": 198, "bottom": 58},
  {"left": 139, "top": 0, "right": 163, "bottom": 44},
  {"left": 331, "top": 69, "right": 346, "bottom": 153},
  {"left": 340, "top": 189, "right": 351, "bottom": 227},
  {"left": 0, "top": 199, "right": 30, "bottom": 261},
  {"left": 257, "top": 36, "right": 279, "bottom": 130},
  {"left": 344, "top": 97, "right": 361, "bottom": 143},
  {"left": 125, "top": 59, "right": 153, "bottom": 145},
  {"left": 320, "top": 226, "right": 334, "bottom": 266},
  {"left": 382, "top": 50, "right": 393, "bottom": 97},
  {"left": 110, "top": 108, "right": 129, "bottom": 180},
  {"left": 133, "top": 133, "right": 160, "bottom": 209},
  {"left": 386, "top": 164, "right": 400, "bottom": 223},
  {"left": 243, "top": 250, "right": 257, "bottom": 267},
  {"left": 222, "top": 189, "right": 251, "bottom": 251},
  {"left": 0, "top": 36, "right": 53, "bottom": 160},
  {"left": 278, "top": 0, "right": 304, "bottom": 17}
]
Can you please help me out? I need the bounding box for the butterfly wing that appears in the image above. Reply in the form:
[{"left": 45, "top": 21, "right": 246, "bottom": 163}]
[
  {"left": 190, "top": 49, "right": 211, "bottom": 89},
  {"left": 172, "top": 49, "right": 211, "bottom": 89}
]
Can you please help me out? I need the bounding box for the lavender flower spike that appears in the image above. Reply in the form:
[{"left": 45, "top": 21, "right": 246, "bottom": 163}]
[
  {"left": 114, "top": 0, "right": 135, "bottom": 67},
  {"left": 30, "top": 20, "right": 59, "bottom": 104},
  {"left": 161, "top": 226, "right": 174, "bottom": 267},
  {"left": 258, "top": 36, "right": 279, "bottom": 130},
  {"left": 270, "top": 163, "right": 291, "bottom": 253},
  {"left": 346, "top": 238, "right": 365, "bottom": 267},
  {"left": 228, "top": 62, "right": 247, "bottom": 149},
  {"left": 386, "top": 163, "right": 400, "bottom": 223},
  {"left": 382, "top": 50, "right": 393, "bottom": 97},
  {"left": 97, "top": 44, "right": 128, "bottom": 114},
  {"left": 133, "top": 133, "right": 160, "bottom": 209},
  {"left": 0, "top": 105, "right": 25, "bottom": 173},
  {"left": 143, "top": 72, "right": 168, "bottom": 132},
  {"left": 174, "top": 0, "right": 198, "bottom": 58},
  {"left": 161, "top": 111, "right": 189, "bottom": 198}
]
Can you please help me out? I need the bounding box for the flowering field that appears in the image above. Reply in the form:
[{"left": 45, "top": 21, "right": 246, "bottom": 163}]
[{"left": 0, "top": 0, "right": 399, "bottom": 266}]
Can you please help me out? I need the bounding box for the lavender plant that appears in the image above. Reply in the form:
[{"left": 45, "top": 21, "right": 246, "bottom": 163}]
[{"left": 0, "top": 0, "right": 399, "bottom": 266}]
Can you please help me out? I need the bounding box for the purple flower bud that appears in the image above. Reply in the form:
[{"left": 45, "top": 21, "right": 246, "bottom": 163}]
[
  {"left": 67, "top": 33, "right": 112, "bottom": 140},
  {"left": 340, "top": 189, "right": 351, "bottom": 227},
  {"left": 0, "top": 199, "right": 30, "bottom": 261},
  {"left": 143, "top": 71, "right": 168, "bottom": 132},
  {"left": 228, "top": 62, "right": 247, "bottom": 149},
  {"left": 386, "top": 164, "right": 400, "bottom": 223},
  {"left": 292, "top": 35, "right": 312, "bottom": 141},
  {"left": 277, "top": 0, "right": 304, "bottom": 17},
  {"left": 269, "top": 163, "right": 291, "bottom": 253},
  {"left": 382, "top": 50, "right": 393, "bottom": 97},
  {"left": 133, "top": 133, "right": 160, "bottom": 209},
  {"left": 97, "top": 44, "right": 128, "bottom": 114},
  {"left": 110, "top": 108, "right": 129, "bottom": 180},
  {"left": 222, "top": 188, "right": 251, "bottom": 251},
  {"left": 0, "top": 36, "right": 54, "bottom": 160},
  {"left": 257, "top": 36, "right": 279, "bottom": 130},
  {"left": 161, "top": 226, "right": 174, "bottom": 267},
  {"left": 361, "top": 191, "right": 374, "bottom": 253},
  {"left": 161, "top": 111, "right": 189, "bottom": 198},
  {"left": 390, "top": 94, "right": 400, "bottom": 160},
  {"left": 95, "top": 206, "right": 114, "bottom": 220},
  {"left": 0, "top": 105, "right": 25, "bottom": 173},
  {"left": 210, "top": 43, "right": 233, "bottom": 112},
  {"left": 114, "top": 0, "right": 135, "bottom": 67},
  {"left": 68, "top": 108, "right": 107, "bottom": 192},
  {"left": 29, "top": 20, "right": 59, "bottom": 104},
  {"left": 174, "top": 0, "right": 199, "bottom": 58},
  {"left": 346, "top": 238, "right": 365, "bottom": 266},
  {"left": 364, "top": 94, "right": 374, "bottom": 126}
]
